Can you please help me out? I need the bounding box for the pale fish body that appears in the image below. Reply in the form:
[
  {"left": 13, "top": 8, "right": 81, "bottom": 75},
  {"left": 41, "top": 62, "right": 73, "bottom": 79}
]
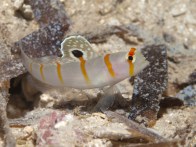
[{"left": 21, "top": 36, "right": 149, "bottom": 90}]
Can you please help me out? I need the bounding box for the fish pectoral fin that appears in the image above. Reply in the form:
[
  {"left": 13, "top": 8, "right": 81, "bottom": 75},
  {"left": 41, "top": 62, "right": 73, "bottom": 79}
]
[{"left": 92, "top": 85, "right": 120, "bottom": 112}]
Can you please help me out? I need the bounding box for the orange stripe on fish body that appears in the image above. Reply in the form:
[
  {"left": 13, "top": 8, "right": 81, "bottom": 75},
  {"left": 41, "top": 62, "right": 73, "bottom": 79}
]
[
  {"left": 104, "top": 54, "right": 116, "bottom": 78},
  {"left": 127, "top": 48, "right": 136, "bottom": 76},
  {"left": 56, "top": 62, "right": 64, "bottom": 84},
  {"left": 128, "top": 61, "right": 134, "bottom": 76},
  {"left": 79, "top": 57, "right": 90, "bottom": 84},
  {"left": 40, "top": 64, "right": 45, "bottom": 81}
]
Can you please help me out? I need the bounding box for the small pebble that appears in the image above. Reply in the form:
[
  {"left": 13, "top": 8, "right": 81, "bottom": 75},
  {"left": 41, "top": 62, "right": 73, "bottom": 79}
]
[
  {"left": 13, "top": 0, "right": 34, "bottom": 20},
  {"left": 171, "top": 4, "right": 187, "bottom": 17},
  {"left": 23, "top": 126, "right": 34, "bottom": 134},
  {"left": 40, "top": 94, "right": 54, "bottom": 102},
  {"left": 115, "top": 109, "right": 126, "bottom": 115},
  {"left": 176, "top": 85, "right": 196, "bottom": 106},
  {"left": 13, "top": 0, "right": 24, "bottom": 10},
  {"left": 20, "top": 4, "right": 34, "bottom": 20},
  {"left": 107, "top": 18, "right": 121, "bottom": 26}
]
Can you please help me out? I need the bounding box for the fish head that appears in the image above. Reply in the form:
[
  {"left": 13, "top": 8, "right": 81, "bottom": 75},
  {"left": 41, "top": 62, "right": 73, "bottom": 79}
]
[
  {"left": 130, "top": 47, "right": 149, "bottom": 75},
  {"left": 110, "top": 48, "right": 149, "bottom": 80}
]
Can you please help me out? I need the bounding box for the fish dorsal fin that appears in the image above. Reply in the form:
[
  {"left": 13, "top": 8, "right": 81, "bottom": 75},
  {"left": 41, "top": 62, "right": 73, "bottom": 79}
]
[{"left": 60, "top": 35, "right": 96, "bottom": 62}]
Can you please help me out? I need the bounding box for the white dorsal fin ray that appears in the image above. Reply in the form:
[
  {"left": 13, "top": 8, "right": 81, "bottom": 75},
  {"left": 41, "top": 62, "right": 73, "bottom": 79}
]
[{"left": 60, "top": 35, "right": 97, "bottom": 62}]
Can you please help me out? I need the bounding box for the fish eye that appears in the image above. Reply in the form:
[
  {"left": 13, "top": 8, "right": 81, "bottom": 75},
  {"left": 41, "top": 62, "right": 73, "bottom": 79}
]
[
  {"left": 127, "top": 55, "right": 136, "bottom": 63},
  {"left": 126, "top": 48, "right": 136, "bottom": 63},
  {"left": 128, "top": 56, "right": 133, "bottom": 61}
]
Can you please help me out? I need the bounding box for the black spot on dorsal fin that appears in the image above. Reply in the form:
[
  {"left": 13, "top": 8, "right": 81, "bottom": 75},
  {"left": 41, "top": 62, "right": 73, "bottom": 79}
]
[{"left": 71, "top": 50, "right": 83, "bottom": 58}]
